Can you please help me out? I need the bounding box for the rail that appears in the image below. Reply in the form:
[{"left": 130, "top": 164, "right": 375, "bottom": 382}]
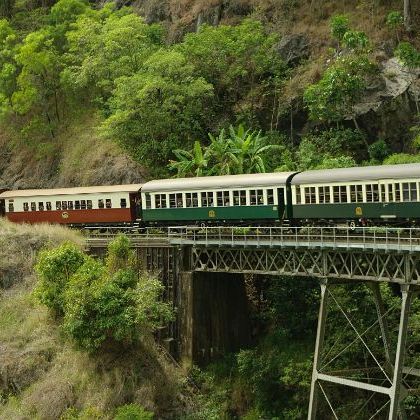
[{"left": 86, "top": 226, "right": 420, "bottom": 252}]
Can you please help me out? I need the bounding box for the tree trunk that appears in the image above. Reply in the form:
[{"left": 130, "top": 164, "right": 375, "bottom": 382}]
[{"left": 404, "top": 0, "right": 412, "bottom": 32}]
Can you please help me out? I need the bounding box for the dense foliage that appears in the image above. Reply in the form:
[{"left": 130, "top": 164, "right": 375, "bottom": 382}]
[{"left": 35, "top": 235, "right": 173, "bottom": 352}]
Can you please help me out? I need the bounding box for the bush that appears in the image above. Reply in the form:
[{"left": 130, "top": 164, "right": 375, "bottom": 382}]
[
  {"left": 34, "top": 243, "right": 86, "bottom": 315},
  {"left": 330, "top": 15, "right": 349, "bottom": 42},
  {"left": 368, "top": 139, "right": 390, "bottom": 162},
  {"left": 114, "top": 404, "right": 154, "bottom": 420},
  {"left": 395, "top": 42, "right": 420, "bottom": 68},
  {"left": 342, "top": 30, "right": 369, "bottom": 51},
  {"left": 35, "top": 235, "right": 173, "bottom": 352}
]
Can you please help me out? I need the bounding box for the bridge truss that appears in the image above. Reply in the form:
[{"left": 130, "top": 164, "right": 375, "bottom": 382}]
[{"left": 87, "top": 226, "right": 420, "bottom": 419}]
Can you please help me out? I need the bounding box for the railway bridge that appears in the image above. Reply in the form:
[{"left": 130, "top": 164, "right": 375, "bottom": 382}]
[{"left": 87, "top": 226, "right": 420, "bottom": 419}]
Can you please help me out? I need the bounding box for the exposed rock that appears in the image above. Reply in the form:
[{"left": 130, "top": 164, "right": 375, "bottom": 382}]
[
  {"left": 353, "top": 58, "right": 420, "bottom": 117},
  {"left": 133, "top": 0, "right": 171, "bottom": 24},
  {"left": 275, "top": 34, "right": 310, "bottom": 66}
]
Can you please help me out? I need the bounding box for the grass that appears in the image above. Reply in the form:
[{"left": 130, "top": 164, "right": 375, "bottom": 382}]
[{"left": 0, "top": 220, "right": 188, "bottom": 419}]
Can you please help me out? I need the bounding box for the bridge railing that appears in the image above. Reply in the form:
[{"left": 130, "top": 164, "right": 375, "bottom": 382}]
[
  {"left": 86, "top": 226, "right": 420, "bottom": 251},
  {"left": 164, "top": 226, "right": 420, "bottom": 251}
]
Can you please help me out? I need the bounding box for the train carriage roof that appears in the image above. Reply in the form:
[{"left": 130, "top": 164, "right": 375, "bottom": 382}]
[
  {"left": 291, "top": 163, "right": 420, "bottom": 185},
  {"left": 142, "top": 172, "right": 297, "bottom": 193},
  {"left": 0, "top": 184, "right": 143, "bottom": 198}
]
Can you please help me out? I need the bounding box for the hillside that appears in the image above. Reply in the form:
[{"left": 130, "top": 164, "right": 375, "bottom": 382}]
[
  {"left": 0, "top": 0, "right": 418, "bottom": 187},
  {"left": 0, "top": 220, "right": 192, "bottom": 419}
]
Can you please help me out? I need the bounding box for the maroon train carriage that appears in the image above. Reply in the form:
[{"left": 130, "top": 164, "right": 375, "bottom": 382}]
[{"left": 0, "top": 184, "right": 143, "bottom": 225}]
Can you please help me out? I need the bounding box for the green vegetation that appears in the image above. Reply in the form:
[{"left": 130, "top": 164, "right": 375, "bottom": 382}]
[{"left": 35, "top": 235, "right": 173, "bottom": 352}]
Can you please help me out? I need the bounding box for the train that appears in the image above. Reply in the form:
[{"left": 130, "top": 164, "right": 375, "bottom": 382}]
[{"left": 1, "top": 163, "right": 420, "bottom": 228}]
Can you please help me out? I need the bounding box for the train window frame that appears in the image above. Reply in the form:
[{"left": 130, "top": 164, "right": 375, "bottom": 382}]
[
  {"left": 267, "top": 189, "right": 275, "bottom": 205},
  {"left": 233, "top": 190, "right": 246, "bottom": 206},
  {"left": 31, "top": 202, "right": 36, "bottom": 211},
  {"left": 217, "top": 191, "right": 230, "bottom": 207},
  {"left": 75, "top": 200, "right": 80, "bottom": 210},
  {"left": 56, "top": 201, "right": 62, "bottom": 210},
  {"left": 81, "top": 200, "right": 87, "bottom": 210},
  {"left": 185, "top": 192, "right": 198, "bottom": 208},
  {"left": 46, "top": 202, "right": 52, "bottom": 211},
  {"left": 38, "top": 202, "right": 44, "bottom": 211},
  {"left": 105, "top": 199, "right": 112, "bottom": 209},
  {"left": 120, "top": 198, "right": 127, "bottom": 208},
  {"left": 201, "top": 191, "right": 214, "bottom": 207},
  {"left": 250, "top": 189, "right": 264, "bottom": 206},
  {"left": 155, "top": 194, "right": 167, "bottom": 209},
  {"left": 61, "top": 201, "right": 67, "bottom": 210},
  {"left": 366, "top": 184, "right": 380, "bottom": 202},
  {"left": 350, "top": 185, "right": 363, "bottom": 203},
  {"left": 8, "top": 200, "right": 14, "bottom": 212},
  {"left": 87, "top": 200, "right": 93, "bottom": 209},
  {"left": 145, "top": 194, "right": 151, "bottom": 209},
  {"left": 98, "top": 199, "right": 104, "bottom": 209},
  {"left": 67, "top": 201, "right": 73, "bottom": 210},
  {"left": 295, "top": 186, "right": 301, "bottom": 204},
  {"left": 304, "top": 187, "right": 316, "bottom": 204},
  {"left": 23, "top": 202, "right": 29, "bottom": 212},
  {"left": 318, "top": 186, "right": 331, "bottom": 204}
]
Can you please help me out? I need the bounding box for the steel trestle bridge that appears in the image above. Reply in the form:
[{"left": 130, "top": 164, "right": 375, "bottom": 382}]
[{"left": 86, "top": 226, "right": 420, "bottom": 419}]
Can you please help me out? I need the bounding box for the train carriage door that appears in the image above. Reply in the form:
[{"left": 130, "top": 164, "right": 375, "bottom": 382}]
[
  {"left": 277, "top": 187, "right": 285, "bottom": 219},
  {"left": 0, "top": 199, "right": 4, "bottom": 217},
  {"left": 129, "top": 193, "right": 140, "bottom": 220}
]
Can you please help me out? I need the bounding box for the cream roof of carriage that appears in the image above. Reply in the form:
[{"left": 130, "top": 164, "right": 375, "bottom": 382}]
[{"left": 0, "top": 184, "right": 143, "bottom": 198}]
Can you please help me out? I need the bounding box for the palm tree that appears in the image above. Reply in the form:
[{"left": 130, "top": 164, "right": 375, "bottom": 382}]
[
  {"left": 206, "top": 128, "right": 237, "bottom": 175},
  {"left": 228, "top": 124, "right": 279, "bottom": 174},
  {"left": 168, "top": 141, "right": 208, "bottom": 177}
]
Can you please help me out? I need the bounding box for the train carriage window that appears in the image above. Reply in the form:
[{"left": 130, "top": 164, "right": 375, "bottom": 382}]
[
  {"left": 267, "top": 189, "right": 275, "bottom": 205},
  {"left": 295, "top": 186, "right": 301, "bottom": 204},
  {"left": 23, "top": 202, "right": 29, "bottom": 212},
  {"left": 366, "top": 184, "right": 379, "bottom": 202},
  {"left": 98, "top": 199, "right": 104, "bottom": 209},
  {"left": 233, "top": 190, "right": 246, "bottom": 206},
  {"left": 394, "top": 184, "right": 401, "bottom": 202},
  {"left": 319, "top": 186, "right": 331, "bottom": 204},
  {"left": 350, "top": 185, "right": 363, "bottom": 203},
  {"left": 402, "top": 183, "right": 409, "bottom": 202},
  {"left": 38, "top": 202, "right": 44, "bottom": 211},
  {"left": 67, "top": 201, "right": 73, "bottom": 210},
  {"left": 217, "top": 191, "right": 230, "bottom": 206},
  {"left": 145, "top": 194, "right": 151, "bottom": 209},
  {"left": 31, "top": 202, "right": 36, "bottom": 211},
  {"left": 169, "top": 194, "right": 176, "bottom": 208},
  {"left": 250, "top": 190, "right": 264, "bottom": 205},
  {"left": 305, "top": 187, "right": 316, "bottom": 204},
  {"left": 155, "top": 194, "right": 166, "bottom": 209},
  {"left": 410, "top": 182, "right": 417, "bottom": 201},
  {"left": 380, "top": 185, "right": 386, "bottom": 202},
  {"left": 185, "top": 192, "right": 198, "bottom": 207},
  {"left": 46, "top": 202, "right": 52, "bottom": 211},
  {"left": 61, "top": 201, "right": 67, "bottom": 210},
  {"left": 75, "top": 201, "right": 80, "bottom": 210},
  {"left": 201, "top": 192, "right": 214, "bottom": 207},
  {"left": 105, "top": 199, "right": 112, "bottom": 209},
  {"left": 87, "top": 200, "right": 93, "bottom": 209},
  {"left": 8, "top": 200, "right": 14, "bottom": 212},
  {"left": 81, "top": 200, "right": 86, "bottom": 210},
  {"left": 333, "top": 186, "right": 347, "bottom": 203},
  {"left": 56, "top": 201, "right": 61, "bottom": 210},
  {"left": 120, "top": 198, "right": 127, "bottom": 208}
]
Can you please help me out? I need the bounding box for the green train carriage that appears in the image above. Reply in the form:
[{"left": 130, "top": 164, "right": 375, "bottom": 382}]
[
  {"left": 290, "top": 164, "right": 420, "bottom": 226},
  {"left": 141, "top": 172, "right": 296, "bottom": 225}
]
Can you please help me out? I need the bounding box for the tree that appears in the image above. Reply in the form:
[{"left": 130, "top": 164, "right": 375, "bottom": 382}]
[
  {"left": 394, "top": 42, "right": 420, "bottom": 68},
  {"left": 102, "top": 50, "right": 213, "bottom": 172},
  {"left": 304, "top": 55, "right": 377, "bottom": 125},
  {"left": 0, "top": 0, "right": 15, "bottom": 18},
  {"left": 386, "top": 11, "right": 404, "bottom": 42},
  {"left": 168, "top": 141, "right": 209, "bottom": 177},
  {"left": 330, "top": 15, "right": 350, "bottom": 45},
  {"left": 404, "top": 0, "right": 412, "bottom": 32},
  {"left": 178, "top": 19, "right": 285, "bottom": 123},
  {"left": 63, "top": 10, "right": 163, "bottom": 104}
]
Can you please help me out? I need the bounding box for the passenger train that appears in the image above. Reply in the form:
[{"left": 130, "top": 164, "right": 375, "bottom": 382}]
[{"left": 1, "top": 163, "right": 420, "bottom": 228}]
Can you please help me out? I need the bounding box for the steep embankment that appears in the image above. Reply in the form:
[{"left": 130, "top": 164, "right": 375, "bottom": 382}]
[
  {"left": 0, "top": 114, "right": 146, "bottom": 190},
  {"left": 0, "top": 220, "right": 189, "bottom": 419}
]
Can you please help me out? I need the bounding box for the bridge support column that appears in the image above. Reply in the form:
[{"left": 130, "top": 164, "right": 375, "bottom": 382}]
[
  {"left": 389, "top": 286, "right": 412, "bottom": 420},
  {"left": 178, "top": 271, "right": 251, "bottom": 366},
  {"left": 308, "top": 279, "right": 329, "bottom": 420}
]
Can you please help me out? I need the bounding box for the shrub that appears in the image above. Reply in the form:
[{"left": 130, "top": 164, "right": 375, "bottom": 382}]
[
  {"left": 330, "top": 15, "right": 349, "bottom": 43},
  {"left": 34, "top": 243, "right": 86, "bottom": 315},
  {"left": 368, "top": 139, "right": 390, "bottom": 162},
  {"left": 114, "top": 404, "right": 154, "bottom": 420},
  {"left": 342, "top": 30, "right": 369, "bottom": 51},
  {"left": 394, "top": 42, "right": 420, "bottom": 68}
]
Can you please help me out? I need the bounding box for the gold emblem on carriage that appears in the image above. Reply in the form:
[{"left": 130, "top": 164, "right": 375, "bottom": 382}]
[
  {"left": 355, "top": 207, "right": 363, "bottom": 216},
  {"left": 208, "top": 210, "right": 216, "bottom": 218},
  {"left": 61, "top": 212, "right": 69, "bottom": 219}
]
